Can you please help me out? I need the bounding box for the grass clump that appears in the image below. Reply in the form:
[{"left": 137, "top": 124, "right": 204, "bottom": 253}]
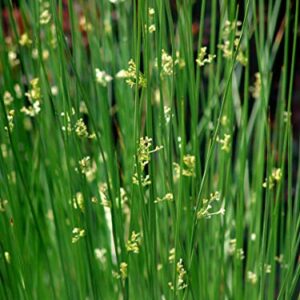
[{"left": 0, "top": 0, "right": 299, "bottom": 299}]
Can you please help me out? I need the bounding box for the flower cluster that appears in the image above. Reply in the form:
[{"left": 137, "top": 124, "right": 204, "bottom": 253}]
[
  {"left": 113, "top": 262, "right": 128, "bottom": 281},
  {"left": 3, "top": 91, "right": 15, "bottom": 132},
  {"left": 98, "top": 183, "right": 111, "bottom": 207},
  {"left": 72, "top": 227, "right": 85, "bottom": 243},
  {"left": 116, "top": 60, "right": 146, "bottom": 88},
  {"left": 216, "top": 134, "right": 231, "bottom": 152},
  {"left": 154, "top": 49, "right": 185, "bottom": 78},
  {"left": 145, "top": 7, "right": 156, "bottom": 33},
  {"left": 236, "top": 248, "right": 245, "bottom": 260},
  {"left": 247, "top": 271, "right": 257, "bottom": 284},
  {"left": 25, "top": 78, "right": 41, "bottom": 102},
  {"left": 60, "top": 111, "right": 72, "bottom": 133},
  {"left": 176, "top": 259, "right": 188, "bottom": 290},
  {"left": 173, "top": 155, "right": 196, "bottom": 178},
  {"left": 275, "top": 254, "right": 284, "bottom": 264},
  {"left": 75, "top": 118, "right": 91, "bottom": 138},
  {"left": 75, "top": 118, "right": 88, "bottom": 138},
  {"left": 132, "top": 137, "right": 162, "bottom": 187},
  {"left": 79, "top": 156, "right": 91, "bottom": 173},
  {"left": 3, "top": 91, "right": 14, "bottom": 106},
  {"left": 168, "top": 258, "right": 188, "bottom": 291},
  {"left": 168, "top": 248, "right": 175, "bottom": 263},
  {"left": 14, "top": 84, "right": 22, "bottom": 98},
  {"left": 160, "top": 49, "right": 174, "bottom": 77},
  {"left": 262, "top": 168, "right": 282, "bottom": 189},
  {"left": 40, "top": 2, "right": 51, "bottom": 25},
  {"left": 95, "top": 68, "right": 113, "bottom": 87},
  {"left": 94, "top": 248, "right": 107, "bottom": 264},
  {"left": 250, "top": 72, "right": 261, "bottom": 99},
  {"left": 32, "top": 48, "right": 50, "bottom": 61},
  {"left": 78, "top": 156, "right": 97, "bottom": 182},
  {"left": 196, "top": 47, "right": 216, "bottom": 67},
  {"left": 21, "top": 78, "right": 41, "bottom": 117},
  {"left": 72, "top": 192, "right": 85, "bottom": 212},
  {"left": 60, "top": 112, "right": 95, "bottom": 139},
  {"left": 164, "top": 106, "right": 172, "bottom": 124},
  {"left": 264, "top": 264, "right": 271, "bottom": 274},
  {"left": 228, "top": 239, "right": 245, "bottom": 260},
  {"left": 137, "top": 137, "right": 162, "bottom": 168},
  {"left": 8, "top": 51, "right": 20, "bottom": 67},
  {"left": 218, "top": 20, "right": 247, "bottom": 66},
  {"left": 120, "top": 262, "right": 128, "bottom": 280},
  {"left": 0, "top": 199, "right": 8, "bottom": 212},
  {"left": 154, "top": 192, "right": 173, "bottom": 204},
  {"left": 4, "top": 110, "right": 15, "bottom": 132},
  {"left": 79, "top": 16, "right": 93, "bottom": 32},
  {"left": 19, "top": 33, "right": 32, "bottom": 47},
  {"left": 197, "top": 191, "right": 225, "bottom": 219},
  {"left": 126, "top": 231, "right": 141, "bottom": 253}
]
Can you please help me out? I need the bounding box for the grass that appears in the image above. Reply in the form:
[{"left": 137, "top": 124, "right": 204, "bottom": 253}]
[{"left": 0, "top": 0, "right": 299, "bottom": 299}]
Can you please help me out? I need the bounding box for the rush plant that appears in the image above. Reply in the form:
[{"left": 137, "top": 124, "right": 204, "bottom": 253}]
[{"left": 0, "top": 0, "right": 299, "bottom": 299}]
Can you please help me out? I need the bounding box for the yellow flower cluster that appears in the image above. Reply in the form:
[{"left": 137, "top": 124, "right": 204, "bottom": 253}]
[
  {"left": 126, "top": 231, "right": 141, "bottom": 253},
  {"left": 19, "top": 33, "right": 32, "bottom": 47},
  {"left": 173, "top": 155, "right": 196, "bottom": 179},
  {"left": 113, "top": 262, "right": 128, "bottom": 281}
]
